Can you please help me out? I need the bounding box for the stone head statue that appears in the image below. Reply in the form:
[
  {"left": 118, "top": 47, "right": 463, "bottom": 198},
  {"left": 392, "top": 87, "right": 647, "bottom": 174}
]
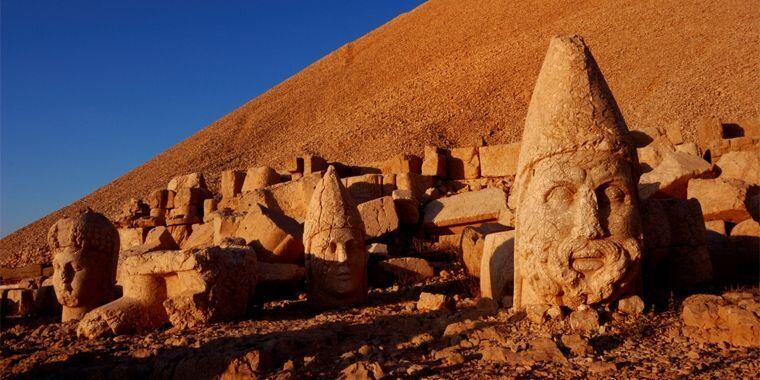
[
  {"left": 303, "top": 166, "right": 368, "bottom": 308},
  {"left": 510, "top": 36, "right": 642, "bottom": 309},
  {"left": 48, "top": 208, "right": 119, "bottom": 321}
]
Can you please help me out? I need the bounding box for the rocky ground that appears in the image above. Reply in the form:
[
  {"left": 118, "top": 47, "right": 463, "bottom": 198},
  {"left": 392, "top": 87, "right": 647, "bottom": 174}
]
[{"left": 2, "top": 260, "right": 758, "bottom": 379}]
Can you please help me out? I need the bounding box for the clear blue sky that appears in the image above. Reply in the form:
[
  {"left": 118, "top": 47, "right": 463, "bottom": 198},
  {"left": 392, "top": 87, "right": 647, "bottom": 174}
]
[{"left": 0, "top": 0, "right": 425, "bottom": 237}]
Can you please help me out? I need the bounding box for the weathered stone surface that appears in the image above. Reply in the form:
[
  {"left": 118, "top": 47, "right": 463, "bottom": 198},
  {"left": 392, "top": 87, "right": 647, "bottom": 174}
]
[
  {"left": 338, "top": 361, "right": 384, "bottom": 380},
  {"left": 391, "top": 189, "right": 419, "bottom": 225},
  {"left": 146, "top": 189, "right": 170, "bottom": 209},
  {"left": 303, "top": 166, "right": 368, "bottom": 309},
  {"left": 682, "top": 293, "right": 760, "bottom": 347},
  {"left": 144, "top": 226, "right": 179, "bottom": 251},
  {"left": 167, "top": 225, "right": 192, "bottom": 248},
  {"left": 688, "top": 178, "right": 752, "bottom": 222},
  {"left": 221, "top": 349, "right": 272, "bottom": 379},
  {"left": 478, "top": 143, "right": 521, "bottom": 177},
  {"left": 510, "top": 36, "right": 642, "bottom": 309},
  {"left": 237, "top": 204, "right": 304, "bottom": 264},
  {"left": 257, "top": 262, "right": 305, "bottom": 284},
  {"left": 181, "top": 222, "right": 214, "bottom": 250},
  {"left": 716, "top": 151, "right": 760, "bottom": 185},
  {"left": 664, "top": 122, "right": 684, "bottom": 145},
  {"left": 480, "top": 230, "right": 514, "bottom": 302},
  {"left": 421, "top": 145, "right": 446, "bottom": 177},
  {"left": 569, "top": 308, "right": 600, "bottom": 333},
  {"left": 2, "top": 289, "right": 35, "bottom": 316},
  {"left": 48, "top": 209, "right": 119, "bottom": 322},
  {"left": 237, "top": 171, "right": 323, "bottom": 222},
  {"left": 395, "top": 173, "right": 434, "bottom": 202},
  {"left": 203, "top": 199, "right": 218, "bottom": 219},
  {"left": 675, "top": 142, "right": 700, "bottom": 156},
  {"left": 119, "top": 227, "right": 147, "bottom": 252},
  {"left": 524, "top": 338, "right": 567, "bottom": 363},
  {"left": 380, "top": 154, "right": 421, "bottom": 174},
  {"left": 460, "top": 223, "right": 510, "bottom": 277},
  {"left": 342, "top": 174, "right": 384, "bottom": 204},
  {"left": 696, "top": 117, "right": 723, "bottom": 153},
  {"left": 617, "top": 295, "right": 645, "bottom": 315},
  {"left": 375, "top": 257, "right": 434, "bottom": 285},
  {"left": 417, "top": 292, "right": 451, "bottom": 311},
  {"left": 423, "top": 188, "right": 507, "bottom": 229},
  {"left": 639, "top": 151, "right": 712, "bottom": 199},
  {"left": 221, "top": 169, "right": 246, "bottom": 199},
  {"left": 641, "top": 198, "right": 713, "bottom": 290},
  {"left": 167, "top": 172, "right": 207, "bottom": 192},
  {"left": 729, "top": 219, "right": 760, "bottom": 282},
  {"left": 447, "top": 146, "right": 480, "bottom": 179},
  {"left": 241, "top": 166, "right": 281, "bottom": 193},
  {"left": 561, "top": 334, "right": 593, "bottom": 356},
  {"left": 637, "top": 135, "right": 675, "bottom": 172},
  {"left": 78, "top": 244, "right": 257, "bottom": 338},
  {"left": 357, "top": 196, "right": 399, "bottom": 239}
]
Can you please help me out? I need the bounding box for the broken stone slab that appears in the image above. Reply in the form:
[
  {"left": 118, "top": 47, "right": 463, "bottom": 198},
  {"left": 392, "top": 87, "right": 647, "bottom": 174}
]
[
  {"left": 373, "top": 257, "right": 434, "bottom": 286},
  {"left": 664, "top": 122, "right": 684, "bottom": 145},
  {"left": 118, "top": 227, "right": 147, "bottom": 252},
  {"left": 687, "top": 178, "right": 752, "bottom": 223},
  {"left": 638, "top": 151, "right": 712, "bottom": 199},
  {"left": 1, "top": 288, "right": 35, "bottom": 316},
  {"left": 395, "top": 173, "right": 434, "bottom": 202},
  {"left": 682, "top": 292, "right": 760, "bottom": 347},
  {"left": 417, "top": 292, "right": 452, "bottom": 312},
  {"left": 241, "top": 166, "right": 282, "bottom": 193},
  {"left": 460, "top": 223, "right": 510, "bottom": 278},
  {"left": 181, "top": 222, "right": 214, "bottom": 250},
  {"left": 357, "top": 196, "right": 399, "bottom": 240},
  {"left": 421, "top": 146, "right": 446, "bottom": 177},
  {"left": 167, "top": 172, "right": 207, "bottom": 192},
  {"left": 203, "top": 199, "right": 218, "bottom": 219},
  {"left": 210, "top": 211, "right": 244, "bottom": 245},
  {"left": 221, "top": 169, "right": 246, "bottom": 199},
  {"left": 423, "top": 188, "right": 507, "bottom": 229},
  {"left": 167, "top": 225, "right": 192, "bottom": 249},
  {"left": 145, "top": 226, "right": 179, "bottom": 250},
  {"left": 637, "top": 135, "right": 675, "bottom": 173},
  {"left": 237, "top": 171, "right": 323, "bottom": 222},
  {"left": 379, "top": 154, "right": 421, "bottom": 174},
  {"left": 146, "top": 189, "right": 170, "bottom": 210},
  {"left": 342, "top": 174, "right": 384, "bottom": 205},
  {"left": 391, "top": 189, "right": 420, "bottom": 225},
  {"left": 480, "top": 230, "right": 515, "bottom": 302},
  {"left": 716, "top": 150, "right": 760, "bottom": 185},
  {"left": 237, "top": 204, "right": 304, "bottom": 264},
  {"left": 696, "top": 117, "right": 724, "bottom": 154},
  {"left": 675, "top": 142, "right": 700, "bottom": 157},
  {"left": 256, "top": 262, "right": 305, "bottom": 284},
  {"left": 478, "top": 143, "right": 521, "bottom": 177},
  {"left": 446, "top": 146, "right": 480, "bottom": 179}
]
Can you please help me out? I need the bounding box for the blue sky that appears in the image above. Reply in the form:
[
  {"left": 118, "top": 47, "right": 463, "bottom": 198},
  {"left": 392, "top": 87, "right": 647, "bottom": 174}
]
[{"left": 0, "top": 0, "right": 424, "bottom": 237}]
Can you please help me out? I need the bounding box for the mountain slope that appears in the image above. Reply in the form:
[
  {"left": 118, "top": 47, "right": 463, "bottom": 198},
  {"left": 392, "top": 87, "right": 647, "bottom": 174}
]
[{"left": 2, "top": 0, "right": 758, "bottom": 267}]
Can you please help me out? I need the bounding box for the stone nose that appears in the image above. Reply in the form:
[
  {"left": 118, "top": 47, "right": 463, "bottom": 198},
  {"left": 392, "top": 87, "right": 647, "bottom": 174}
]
[
  {"left": 335, "top": 243, "right": 349, "bottom": 263},
  {"left": 574, "top": 188, "right": 605, "bottom": 239}
]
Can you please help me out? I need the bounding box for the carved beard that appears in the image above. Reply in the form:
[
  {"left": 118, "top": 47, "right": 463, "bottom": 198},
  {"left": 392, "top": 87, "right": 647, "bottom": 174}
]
[{"left": 522, "top": 236, "right": 641, "bottom": 308}]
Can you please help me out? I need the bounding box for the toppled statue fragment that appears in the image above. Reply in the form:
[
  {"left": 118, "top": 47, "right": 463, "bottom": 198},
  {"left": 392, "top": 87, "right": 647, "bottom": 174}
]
[
  {"left": 48, "top": 209, "right": 120, "bottom": 322},
  {"left": 510, "top": 36, "right": 643, "bottom": 309},
  {"left": 77, "top": 243, "right": 257, "bottom": 338},
  {"left": 303, "top": 166, "right": 368, "bottom": 308}
]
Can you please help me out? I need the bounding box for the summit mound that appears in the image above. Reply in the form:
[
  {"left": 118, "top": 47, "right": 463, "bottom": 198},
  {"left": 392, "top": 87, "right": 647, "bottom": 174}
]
[{"left": 1, "top": 0, "right": 757, "bottom": 267}]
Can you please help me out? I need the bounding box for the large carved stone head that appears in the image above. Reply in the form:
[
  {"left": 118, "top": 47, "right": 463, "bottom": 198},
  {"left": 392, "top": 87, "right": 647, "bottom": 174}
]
[
  {"left": 303, "top": 166, "right": 368, "bottom": 308},
  {"left": 48, "top": 208, "right": 119, "bottom": 321},
  {"left": 510, "top": 36, "right": 642, "bottom": 309}
]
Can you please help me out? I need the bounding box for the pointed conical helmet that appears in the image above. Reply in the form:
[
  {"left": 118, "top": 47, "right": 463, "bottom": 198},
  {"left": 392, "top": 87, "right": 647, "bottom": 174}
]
[{"left": 510, "top": 35, "right": 638, "bottom": 208}]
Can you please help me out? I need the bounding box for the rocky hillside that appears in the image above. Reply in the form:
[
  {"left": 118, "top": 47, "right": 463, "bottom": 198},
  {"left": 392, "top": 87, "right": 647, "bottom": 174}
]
[{"left": 1, "top": 0, "right": 757, "bottom": 267}]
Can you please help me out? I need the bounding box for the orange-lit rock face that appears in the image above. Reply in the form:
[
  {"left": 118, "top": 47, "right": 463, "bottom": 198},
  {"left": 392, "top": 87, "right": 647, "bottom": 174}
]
[
  {"left": 48, "top": 210, "right": 119, "bottom": 321},
  {"left": 516, "top": 151, "right": 642, "bottom": 308}
]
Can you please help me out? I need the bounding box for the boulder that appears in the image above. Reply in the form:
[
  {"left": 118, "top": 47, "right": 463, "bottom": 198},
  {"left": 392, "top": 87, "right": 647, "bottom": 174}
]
[
  {"left": 664, "top": 122, "right": 684, "bottom": 145},
  {"left": 478, "top": 143, "right": 521, "bottom": 177},
  {"left": 682, "top": 293, "right": 760, "bottom": 347},
  {"left": 716, "top": 151, "right": 760, "bottom": 185},
  {"left": 395, "top": 173, "right": 435, "bottom": 202},
  {"left": 460, "top": 223, "right": 510, "bottom": 277},
  {"left": 236, "top": 204, "right": 304, "bottom": 264},
  {"left": 338, "top": 361, "right": 384, "bottom": 380},
  {"left": 687, "top": 178, "right": 752, "bottom": 222},
  {"left": 446, "top": 146, "right": 480, "bottom": 179},
  {"left": 118, "top": 228, "right": 147, "bottom": 251},
  {"left": 167, "top": 172, "right": 207, "bottom": 192},
  {"left": 241, "top": 166, "right": 281, "bottom": 192},
  {"left": 696, "top": 117, "right": 724, "bottom": 153},
  {"left": 220, "top": 169, "right": 246, "bottom": 199},
  {"left": 638, "top": 151, "right": 712, "bottom": 199},
  {"left": 167, "top": 225, "right": 192, "bottom": 249},
  {"left": 421, "top": 145, "right": 446, "bottom": 177},
  {"left": 374, "top": 257, "right": 434, "bottom": 285},
  {"left": 380, "top": 154, "right": 421, "bottom": 174},
  {"left": 144, "top": 226, "right": 179, "bottom": 250},
  {"left": 181, "top": 222, "right": 214, "bottom": 250},
  {"left": 417, "top": 292, "right": 451, "bottom": 312},
  {"left": 423, "top": 188, "right": 507, "bottom": 229},
  {"left": 391, "top": 189, "right": 420, "bottom": 225},
  {"left": 479, "top": 230, "right": 515, "bottom": 302},
  {"left": 146, "top": 189, "right": 170, "bottom": 209},
  {"left": 357, "top": 196, "right": 399, "bottom": 239},
  {"left": 617, "top": 295, "right": 645, "bottom": 315},
  {"left": 342, "top": 174, "right": 384, "bottom": 204},
  {"left": 675, "top": 142, "right": 700, "bottom": 156},
  {"left": 637, "top": 135, "right": 675, "bottom": 172},
  {"left": 569, "top": 308, "right": 600, "bottom": 333}
]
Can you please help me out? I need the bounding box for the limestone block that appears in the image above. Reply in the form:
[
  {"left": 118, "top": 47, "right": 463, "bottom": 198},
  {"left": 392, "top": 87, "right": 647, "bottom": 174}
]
[
  {"left": 391, "top": 189, "right": 419, "bottom": 225},
  {"left": 241, "top": 166, "right": 281, "bottom": 192},
  {"left": 166, "top": 190, "right": 175, "bottom": 209},
  {"left": 447, "top": 147, "right": 480, "bottom": 179},
  {"left": 380, "top": 154, "right": 421, "bottom": 174},
  {"left": 421, "top": 146, "right": 446, "bottom": 177},
  {"left": 716, "top": 151, "right": 760, "bottom": 185},
  {"left": 181, "top": 222, "right": 214, "bottom": 250},
  {"left": 629, "top": 126, "right": 663, "bottom": 148},
  {"left": 637, "top": 135, "right": 675, "bottom": 172},
  {"left": 3, "top": 289, "right": 35, "bottom": 316},
  {"left": 417, "top": 292, "right": 452, "bottom": 311},
  {"left": 357, "top": 196, "right": 399, "bottom": 240},
  {"left": 257, "top": 262, "right": 305, "bottom": 284},
  {"left": 381, "top": 173, "right": 396, "bottom": 196},
  {"left": 167, "top": 225, "right": 193, "bottom": 248},
  {"left": 697, "top": 117, "right": 723, "bottom": 152},
  {"left": 729, "top": 219, "right": 760, "bottom": 282},
  {"left": 395, "top": 173, "right": 435, "bottom": 202},
  {"left": 237, "top": 171, "right": 323, "bottom": 222},
  {"left": 675, "top": 142, "right": 700, "bottom": 156},
  {"left": 203, "top": 198, "right": 218, "bottom": 217},
  {"left": 423, "top": 188, "right": 507, "bottom": 229},
  {"left": 288, "top": 157, "right": 304, "bottom": 174},
  {"left": 638, "top": 151, "right": 712, "bottom": 199},
  {"left": 221, "top": 170, "right": 246, "bottom": 199},
  {"left": 373, "top": 257, "right": 434, "bottom": 286},
  {"left": 147, "top": 189, "right": 169, "bottom": 209},
  {"left": 78, "top": 244, "right": 258, "bottom": 338},
  {"left": 118, "top": 228, "right": 147, "bottom": 251},
  {"left": 144, "top": 226, "right": 179, "bottom": 250},
  {"left": 687, "top": 178, "right": 752, "bottom": 222},
  {"left": 478, "top": 143, "right": 521, "bottom": 177},
  {"left": 237, "top": 204, "right": 304, "bottom": 264},
  {"left": 33, "top": 283, "right": 61, "bottom": 316},
  {"left": 480, "top": 230, "right": 515, "bottom": 302},
  {"left": 342, "top": 174, "right": 384, "bottom": 204},
  {"left": 167, "top": 172, "right": 207, "bottom": 192},
  {"left": 211, "top": 212, "right": 244, "bottom": 245},
  {"left": 173, "top": 188, "right": 205, "bottom": 208},
  {"left": 304, "top": 154, "right": 328, "bottom": 174},
  {"left": 664, "top": 122, "right": 684, "bottom": 145},
  {"left": 682, "top": 293, "right": 760, "bottom": 347},
  {"left": 460, "top": 223, "right": 510, "bottom": 277}
]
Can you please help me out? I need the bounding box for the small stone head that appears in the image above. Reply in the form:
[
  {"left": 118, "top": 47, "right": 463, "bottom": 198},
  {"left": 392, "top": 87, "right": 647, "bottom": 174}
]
[
  {"left": 303, "top": 166, "right": 368, "bottom": 307},
  {"left": 511, "top": 36, "right": 642, "bottom": 309},
  {"left": 48, "top": 208, "right": 119, "bottom": 320}
]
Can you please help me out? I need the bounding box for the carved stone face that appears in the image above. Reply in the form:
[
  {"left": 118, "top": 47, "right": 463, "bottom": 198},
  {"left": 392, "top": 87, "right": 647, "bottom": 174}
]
[
  {"left": 516, "top": 151, "right": 642, "bottom": 308},
  {"left": 306, "top": 227, "right": 367, "bottom": 302},
  {"left": 52, "top": 246, "right": 112, "bottom": 308}
]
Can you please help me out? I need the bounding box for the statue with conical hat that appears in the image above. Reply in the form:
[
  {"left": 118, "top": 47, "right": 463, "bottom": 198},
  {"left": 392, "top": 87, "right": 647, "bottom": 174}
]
[
  {"left": 509, "top": 35, "right": 643, "bottom": 310},
  {"left": 303, "top": 166, "right": 368, "bottom": 308}
]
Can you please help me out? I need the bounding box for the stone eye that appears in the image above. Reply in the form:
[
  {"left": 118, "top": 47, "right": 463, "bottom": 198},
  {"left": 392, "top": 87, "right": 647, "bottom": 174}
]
[
  {"left": 545, "top": 185, "right": 575, "bottom": 206},
  {"left": 329, "top": 241, "right": 337, "bottom": 253}
]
